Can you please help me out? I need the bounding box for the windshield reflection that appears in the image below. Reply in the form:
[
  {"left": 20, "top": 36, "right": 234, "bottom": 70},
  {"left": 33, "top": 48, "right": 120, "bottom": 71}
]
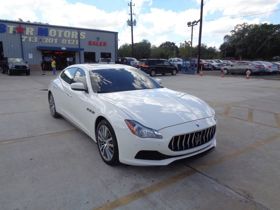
[{"left": 90, "top": 67, "right": 161, "bottom": 93}]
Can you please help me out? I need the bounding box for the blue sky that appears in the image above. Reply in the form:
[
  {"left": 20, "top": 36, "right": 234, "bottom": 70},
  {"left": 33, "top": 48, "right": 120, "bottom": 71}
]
[{"left": 1, "top": 0, "right": 280, "bottom": 48}]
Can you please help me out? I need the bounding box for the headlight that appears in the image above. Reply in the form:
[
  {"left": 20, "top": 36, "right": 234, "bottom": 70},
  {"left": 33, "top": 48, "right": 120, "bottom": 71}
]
[{"left": 125, "top": 119, "right": 162, "bottom": 139}]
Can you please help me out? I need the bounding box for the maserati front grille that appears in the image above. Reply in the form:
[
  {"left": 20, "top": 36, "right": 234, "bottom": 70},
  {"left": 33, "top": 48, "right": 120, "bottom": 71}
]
[{"left": 168, "top": 125, "right": 216, "bottom": 151}]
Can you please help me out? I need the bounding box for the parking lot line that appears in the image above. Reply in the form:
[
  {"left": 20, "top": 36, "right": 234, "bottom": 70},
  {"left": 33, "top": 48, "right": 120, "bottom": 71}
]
[
  {"left": 248, "top": 108, "right": 254, "bottom": 123},
  {"left": 93, "top": 133, "right": 280, "bottom": 210},
  {"left": 275, "top": 113, "right": 280, "bottom": 128},
  {"left": 223, "top": 105, "right": 231, "bottom": 116},
  {"left": 0, "top": 129, "right": 76, "bottom": 146},
  {"left": 221, "top": 105, "right": 279, "bottom": 129},
  {"left": 94, "top": 168, "right": 196, "bottom": 210}
]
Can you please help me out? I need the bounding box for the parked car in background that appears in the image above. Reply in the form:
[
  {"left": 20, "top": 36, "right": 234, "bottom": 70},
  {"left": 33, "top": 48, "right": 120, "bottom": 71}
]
[
  {"left": 206, "top": 60, "right": 222, "bottom": 70},
  {"left": 117, "top": 57, "right": 139, "bottom": 67},
  {"left": 139, "top": 59, "right": 178, "bottom": 76},
  {"left": 273, "top": 62, "right": 280, "bottom": 72},
  {"left": 3, "top": 58, "right": 30, "bottom": 75},
  {"left": 222, "top": 61, "right": 265, "bottom": 75},
  {"left": 168, "top": 58, "right": 183, "bottom": 70},
  {"left": 254, "top": 61, "right": 279, "bottom": 73},
  {"left": 200, "top": 59, "right": 213, "bottom": 70},
  {"left": 98, "top": 58, "right": 114, "bottom": 64}
]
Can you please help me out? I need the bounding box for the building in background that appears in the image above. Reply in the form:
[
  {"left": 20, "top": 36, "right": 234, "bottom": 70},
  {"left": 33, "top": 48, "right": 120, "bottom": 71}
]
[{"left": 0, "top": 20, "right": 118, "bottom": 70}]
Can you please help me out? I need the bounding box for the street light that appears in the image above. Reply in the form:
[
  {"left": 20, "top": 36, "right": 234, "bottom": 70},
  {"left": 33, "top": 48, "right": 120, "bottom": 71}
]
[{"left": 187, "top": 20, "right": 199, "bottom": 49}]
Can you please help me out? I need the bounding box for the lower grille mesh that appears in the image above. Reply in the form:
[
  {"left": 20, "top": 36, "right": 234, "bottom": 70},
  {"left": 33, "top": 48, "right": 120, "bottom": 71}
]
[{"left": 168, "top": 125, "right": 216, "bottom": 151}]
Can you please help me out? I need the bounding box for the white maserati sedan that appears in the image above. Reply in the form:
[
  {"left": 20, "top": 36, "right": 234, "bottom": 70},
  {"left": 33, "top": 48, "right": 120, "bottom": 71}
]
[{"left": 48, "top": 64, "right": 217, "bottom": 166}]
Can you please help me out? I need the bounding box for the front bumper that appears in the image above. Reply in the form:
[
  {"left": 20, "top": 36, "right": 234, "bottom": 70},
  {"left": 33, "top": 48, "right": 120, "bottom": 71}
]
[
  {"left": 116, "top": 116, "right": 217, "bottom": 166},
  {"left": 10, "top": 67, "right": 29, "bottom": 73}
]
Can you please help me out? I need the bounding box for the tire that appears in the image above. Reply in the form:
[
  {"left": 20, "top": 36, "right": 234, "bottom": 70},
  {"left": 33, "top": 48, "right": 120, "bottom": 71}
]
[
  {"left": 246, "top": 69, "right": 252, "bottom": 75},
  {"left": 171, "top": 69, "right": 177, "bottom": 75},
  {"left": 26, "top": 70, "right": 30, "bottom": 76},
  {"left": 48, "top": 92, "right": 60, "bottom": 118},
  {"left": 223, "top": 69, "right": 228, "bottom": 75},
  {"left": 150, "top": 70, "right": 156, "bottom": 77},
  {"left": 8, "top": 69, "right": 12, "bottom": 75},
  {"left": 96, "top": 119, "right": 119, "bottom": 166}
]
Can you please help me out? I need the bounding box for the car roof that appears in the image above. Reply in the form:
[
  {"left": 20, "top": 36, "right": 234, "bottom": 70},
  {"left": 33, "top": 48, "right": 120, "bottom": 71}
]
[{"left": 68, "top": 64, "right": 134, "bottom": 71}]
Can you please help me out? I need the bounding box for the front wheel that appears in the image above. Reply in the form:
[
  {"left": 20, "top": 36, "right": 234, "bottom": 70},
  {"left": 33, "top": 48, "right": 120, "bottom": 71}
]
[
  {"left": 96, "top": 120, "right": 119, "bottom": 166},
  {"left": 150, "top": 70, "right": 156, "bottom": 77},
  {"left": 172, "top": 69, "right": 177, "bottom": 75},
  {"left": 26, "top": 70, "right": 30, "bottom": 76},
  {"left": 48, "top": 93, "right": 60, "bottom": 118},
  {"left": 8, "top": 69, "right": 12, "bottom": 75},
  {"left": 223, "top": 69, "right": 228, "bottom": 75}
]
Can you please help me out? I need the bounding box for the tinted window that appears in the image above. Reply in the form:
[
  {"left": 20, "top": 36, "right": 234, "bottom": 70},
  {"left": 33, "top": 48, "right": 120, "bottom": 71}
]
[
  {"left": 148, "top": 60, "right": 156, "bottom": 65},
  {"left": 164, "top": 61, "right": 170, "bottom": 65},
  {"left": 90, "top": 67, "right": 161, "bottom": 93},
  {"left": 60, "top": 68, "right": 77, "bottom": 84}
]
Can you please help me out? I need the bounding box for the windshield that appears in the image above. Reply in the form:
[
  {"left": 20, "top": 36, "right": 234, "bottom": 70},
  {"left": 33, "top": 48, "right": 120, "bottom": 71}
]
[
  {"left": 8, "top": 58, "right": 24, "bottom": 63},
  {"left": 90, "top": 67, "right": 161, "bottom": 93}
]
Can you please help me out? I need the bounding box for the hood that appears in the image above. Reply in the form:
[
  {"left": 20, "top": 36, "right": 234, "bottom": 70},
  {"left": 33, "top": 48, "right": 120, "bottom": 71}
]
[{"left": 100, "top": 88, "right": 214, "bottom": 130}]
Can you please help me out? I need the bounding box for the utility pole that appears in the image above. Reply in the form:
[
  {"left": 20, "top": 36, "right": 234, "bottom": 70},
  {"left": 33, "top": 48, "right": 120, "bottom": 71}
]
[
  {"left": 197, "top": 0, "right": 204, "bottom": 74},
  {"left": 187, "top": 20, "right": 199, "bottom": 56},
  {"left": 128, "top": 1, "right": 136, "bottom": 57}
]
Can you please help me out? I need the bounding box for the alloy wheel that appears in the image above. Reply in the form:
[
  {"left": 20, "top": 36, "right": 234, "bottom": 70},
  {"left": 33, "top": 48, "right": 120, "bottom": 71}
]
[{"left": 97, "top": 124, "right": 114, "bottom": 162}]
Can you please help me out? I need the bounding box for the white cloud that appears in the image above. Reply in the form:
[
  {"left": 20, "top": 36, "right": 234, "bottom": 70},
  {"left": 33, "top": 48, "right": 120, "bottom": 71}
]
[
  {"left": 204, "top": 0, "right": 280, "bottom": 16},
  {"left": 0, "top": 0, "right": 279, "bottom": 48}
]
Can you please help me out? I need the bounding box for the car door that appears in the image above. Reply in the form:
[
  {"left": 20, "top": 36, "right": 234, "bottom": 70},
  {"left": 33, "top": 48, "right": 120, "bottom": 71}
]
[
  {"left": 164, "top": 60, "right": 175, "bottom": 73},
  {"left": 68, "top": 68, "right": 96, "bottom": 136},
  {"left": 156, "top": 60, "right": 166, "bottom": 74},
  {"left": 232, "top": 62, "right": 242, "bottom": 73},
  {"left": 59, "top": 67, "right": 77, "bottom": 118}
]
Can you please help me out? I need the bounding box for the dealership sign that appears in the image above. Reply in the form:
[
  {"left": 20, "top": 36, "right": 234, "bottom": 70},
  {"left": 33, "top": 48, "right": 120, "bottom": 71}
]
[{"left": 0, "top": 23, "right": 87, "bottom": 45}]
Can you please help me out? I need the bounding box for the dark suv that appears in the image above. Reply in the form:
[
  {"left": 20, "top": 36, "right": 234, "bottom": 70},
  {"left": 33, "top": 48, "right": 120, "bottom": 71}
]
[
  {"left": 139, "top": 59, "right": 178, "bottom": 76},
  {"left": 3, "top": 58, "right": 30, "bottom": 75}
]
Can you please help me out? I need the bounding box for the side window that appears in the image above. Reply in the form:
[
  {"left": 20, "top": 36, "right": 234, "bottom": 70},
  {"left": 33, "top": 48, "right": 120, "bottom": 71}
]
[
  {"left": 60, "top": 68, "right": 77, "bottom": 84},
  {"left": 157, "top": 60, "right": 164, "bottom": 65},
  {"left": 164, "top": 60, "right": 170, "bottom": 65},
  {"left": 73, "top": 68, "right": 87, "bottom": 86}
]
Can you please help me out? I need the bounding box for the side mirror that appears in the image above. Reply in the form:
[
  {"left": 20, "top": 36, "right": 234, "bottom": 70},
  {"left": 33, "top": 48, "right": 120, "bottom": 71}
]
[{"left": 71, "top": 82, "right": 87, "bottom": 91}]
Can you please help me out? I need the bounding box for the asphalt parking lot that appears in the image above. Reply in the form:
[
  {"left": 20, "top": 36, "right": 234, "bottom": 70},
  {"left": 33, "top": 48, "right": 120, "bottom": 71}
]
[{"left": 0, "top": 71, "right": 279, "bottom": 210}]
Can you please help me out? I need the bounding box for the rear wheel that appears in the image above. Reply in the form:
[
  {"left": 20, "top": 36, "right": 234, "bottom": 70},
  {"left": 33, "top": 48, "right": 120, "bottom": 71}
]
[
  {"left": 96, "top": 119, "right": 119, "bottom": 166},
  {"left": 246, "top": 69, "right": 252, "bottom": 75},
  {"left": 150, "top": 70, "right": 156, "bottom": 77},
  {"left": 172, "top": 69, "right": 177, "bottom": 75},
  {"left": 223, "top": 69, "right": 228, "bottom": 75},
  {"left": 8, "top": 69, "right": 12, "bottom": 75},
  {"left": 26, "top": 70, "right": 30, "bottom": 76}
]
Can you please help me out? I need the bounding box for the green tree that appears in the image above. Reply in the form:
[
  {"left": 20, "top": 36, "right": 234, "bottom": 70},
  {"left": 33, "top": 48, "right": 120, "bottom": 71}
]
[
  {"left": 178, "top": 41, "right": 192, "bottom": 58},
  {"left": 220, "top": 23, "right": 280, "bottom": 59},
  {"left": 118, "top": 40, "right": 151, "bottom": 59},
  {"left": 118, "top": 44, "right": 131, "bottom": 58},
  {"left": 134, "top": 40, "right": 151, "bottom": 59},
  {"left": 158, "top": 41, "right": 179, "bottom": 58}
]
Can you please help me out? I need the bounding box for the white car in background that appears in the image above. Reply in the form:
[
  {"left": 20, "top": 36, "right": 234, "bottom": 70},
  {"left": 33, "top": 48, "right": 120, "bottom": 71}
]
[
  {"left": 168, "top": 58, "right": 183, "bottom": 70},
  {"left": 48, "top": 64, "right": 217, "bottom": 166},
  {"left": 254, "top": 61, "right": 279, "bottom": 73}
]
